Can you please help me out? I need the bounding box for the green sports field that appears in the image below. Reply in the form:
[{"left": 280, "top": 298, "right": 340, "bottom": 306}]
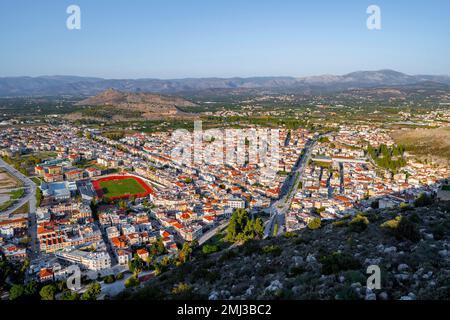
[{"left": 99, "top": 178, "right": 147, "bottom": 198}]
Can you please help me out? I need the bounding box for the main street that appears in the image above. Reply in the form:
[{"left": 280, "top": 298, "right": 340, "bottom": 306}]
[
  {"left": 264, "top": 135, "right": 319, "bottom": 238},
  {"left": 0, "top": 157, "right": 38, "bottom": 261}
]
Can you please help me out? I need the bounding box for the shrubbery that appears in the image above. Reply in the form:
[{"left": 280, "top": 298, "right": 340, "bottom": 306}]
[
  {"left": 39, "top": 284, "right": 56, "bottom": 300},
  {"left": 202, "top": 244, "right": 219, "bottom": 255},
  {"left": 288, "top": 266, "right": 305, "bottom": 277},
  {"left": 9, "top": 284, "right": 24, "bottom": 300},
  {"left": 261, "top": 245, "right": 282, "bottom": 256},
  {"left": 396, "top": 216, "right": 421, "bottom": 242},
  {"left": 319, "top": 252, "right": 361, "bottom": 275},
  {"left": 124, "top": 275, "right": 139, "bottom": 288},
  {"left": 103, "top": 275, "right": 115, "bottom": 284},
  {"left": 380, "top": 215, "right": 421, "bottom": 242},
  {"left": 61, "top": 290, "right": 79, "bottom": 300},
  {"left": 81, "top": 282, "right": 101, "bottom": 300},
  {"left": 399, "top": 202, "right": 411, "bottom": 211},
  {"left": 332, "top": 220, "right": 347, "bottom": 228},
  {"left": 116, "top": 272, "right": 124, "bottom": 280},
  {"left": 171, "top": 282, "right": 192, "bottom": 297},
  {"left": 348, "top": 213, "right": 369, "bottom": 232},
  {"left": 307, "top": 218, "right": 322, "bottom": 230},
  {"left": 414, "top": 193, "right": 433, "bottom": 207},
  {"left": 219, "top": 250, "right": 237, "bottom": 262},
  {"left": 284, "top": 231, "right": 298, "bottom": 238}
]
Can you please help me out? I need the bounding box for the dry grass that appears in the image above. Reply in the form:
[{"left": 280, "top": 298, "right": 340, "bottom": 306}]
[
  {"left": 12, "top": 201, "right": 29, "bottom": 215},
  {"left": 0, "top": 170, "right": 20, "bottom": 189},
  {"left": 392, "top": 126, "right": 450, "bottom": 164}
]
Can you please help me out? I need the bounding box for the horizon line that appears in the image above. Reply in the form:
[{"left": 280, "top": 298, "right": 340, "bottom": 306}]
[{"left": 2, "top": 69, "right": 450, "bottom": 81}]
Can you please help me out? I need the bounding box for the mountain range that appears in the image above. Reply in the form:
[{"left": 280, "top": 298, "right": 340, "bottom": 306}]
[{"left": 1, "top": 70, "right": 450, "bottom": 97}]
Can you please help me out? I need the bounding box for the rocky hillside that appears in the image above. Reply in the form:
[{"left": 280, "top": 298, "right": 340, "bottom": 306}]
[
  {"left": 123, "top": 201, "right": 450, "bottom": 300},
  {"left": 73, "top": 89, "right": 197, "bottom": 120}
]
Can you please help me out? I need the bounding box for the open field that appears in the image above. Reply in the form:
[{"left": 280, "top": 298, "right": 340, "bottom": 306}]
[
  {"left": 0, "top": 168, "right": 21, "bottom": 189},
  {"left": 0, "top": 168, "right": 25, "bottom": 211},
  {"left": 392, "top": 126, "right": 450, "bottom": 164},
  {"left": 0, "top": 188, "right": 25, "bottom": 211},
  {"left": 11, "top": 201, "right": 29, "bottom": 215},
  {"left": 92, "top": 175, "right": 154, "bottom": 200}
]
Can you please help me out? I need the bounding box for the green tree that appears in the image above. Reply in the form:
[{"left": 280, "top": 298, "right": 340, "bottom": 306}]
[
  {"left": 81, "top": 282, "right": 101, "bottom": 300},
  {"left": 149, "top": 238, "right": 166, "bottom": 256},
  {"left": 226, "top": 209, "right": 264, "bottom": 242},
  {"left": 36, "top": 188, "right": 43, "bottom": 207},
  {"left": 116, "top": 272, "right": 124, "bottom": 280},
  {"left": 253, "top": 217, "right": 264, "bottom": 238},
  {"left": 124, "top": 275, "right": 139, "bottom": 288},
  {"left": 179, "top": 242, "right": 193, "bottom": 264},
  {"left": 9, "top": 284, "right": 24, "bottom": 300},
  {"left": 118, "top": 200, "right": 128, "bottom": 210},
  {"left": 24, "top": 280, "right": 38, "bottom": 296},
  {"left": 128, "top": 255, "right": 145, "bottom": 275},
  {"left": 20, "top": 258, "right": 30, "bottom": 274},
  {"left": 40, "top": 284, "right": 56, "bottom": 300},
  {"left": 61, "top": 290, "right": 79, "bottom": 300},
  {"left": 103, "top": 275, "right": 115, "bottom": 284}
]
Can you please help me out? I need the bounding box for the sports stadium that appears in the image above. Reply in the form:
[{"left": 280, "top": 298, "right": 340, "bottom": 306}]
[{"left": 92, "top": 175, "right": 154, "bottom": 200}]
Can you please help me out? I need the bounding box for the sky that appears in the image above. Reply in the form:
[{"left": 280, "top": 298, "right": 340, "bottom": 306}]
[{"left": 0, "top": 0, "right": 449, "bottom": 78}]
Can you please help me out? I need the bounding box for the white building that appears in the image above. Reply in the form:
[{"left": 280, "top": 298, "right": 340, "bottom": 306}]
[
  {"left": 228, "top": 197, "right": 245, "bottom": 209},
  {"left": 56, "top": 249, "right": 112, "bottom": 271},
  {"left": 116, "top": 249, "right": 132, "bottom": 266},
  {"left": 106, "top": 226, "right": 120, "bottom": 239}
]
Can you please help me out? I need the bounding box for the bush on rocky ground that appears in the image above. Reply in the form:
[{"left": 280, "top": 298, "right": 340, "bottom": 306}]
[
  {"left": 381, "top": 215, "right": 420, "bottom": 242},
  {"left": 348, "top": 213, "right": 370, "bottom": 232},
  {"left": 124, "top": 202, "right": 450, "bottom": 301},
  {"left": 319, "top": 252, "right": 362, "bottom": 275},
  {"left": 307, "top": 218, "right": 322, "bottom": 230}
]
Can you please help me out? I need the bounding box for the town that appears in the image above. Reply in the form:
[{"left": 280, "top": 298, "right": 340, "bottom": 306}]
[{"left": 0, "top": 116, "right": 448, "bottom": 300}]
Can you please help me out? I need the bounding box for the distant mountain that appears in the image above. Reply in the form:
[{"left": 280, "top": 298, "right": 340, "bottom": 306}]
[
  {"left": 76, "top": 88, "right": 196, "bottom": 109},
  {"left": 71, "top": 89, "right": 197, "bottom": 120},
  {"left": 0, "top": 70, "right": 449, "bottom": 97}
]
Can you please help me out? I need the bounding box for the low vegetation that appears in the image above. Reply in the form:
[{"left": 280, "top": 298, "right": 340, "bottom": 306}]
[
  {"left": 307, "top": 217, "right": 322, "bottom": 230},
  {"left": 124, "top": 200, "right": 450, "bottom": 300}
]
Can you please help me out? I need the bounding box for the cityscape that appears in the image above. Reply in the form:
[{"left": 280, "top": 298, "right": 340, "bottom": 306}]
[{"left": 0, "top": 0, "right": 449, "bottom": 313}]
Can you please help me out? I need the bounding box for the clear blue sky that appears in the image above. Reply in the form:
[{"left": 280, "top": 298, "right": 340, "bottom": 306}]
[{"left": 0, "top": 0, "right": 449, "bottom": 78}]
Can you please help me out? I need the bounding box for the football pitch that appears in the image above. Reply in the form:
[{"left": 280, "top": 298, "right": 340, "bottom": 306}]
[{"left": 98, "top": 178, "right": 147, "bottom": 198}]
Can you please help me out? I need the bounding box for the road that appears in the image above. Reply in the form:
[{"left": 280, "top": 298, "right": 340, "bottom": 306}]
[
  {"left": 0, "top": 157, "right": 38, "bottom": 261},
  {"left": 0, "top": 158, "right": 36, "bottom": 216},
  {"left": 198, "top": 221, "right": 229, "bottom": 246},
  {"left": 264, "top": 136, "right": 320, "bottom": 238}
]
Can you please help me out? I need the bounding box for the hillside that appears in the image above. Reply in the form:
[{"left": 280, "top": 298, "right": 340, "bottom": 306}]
[
  {"left": 392, "top": 127, "right": 450, "bottom": 165},
  {"left": 70, "top": 89, "right": 197, "bottom": 120},
  {"left": 122, "top": 201, "right": 450, "bottom": 300}
]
